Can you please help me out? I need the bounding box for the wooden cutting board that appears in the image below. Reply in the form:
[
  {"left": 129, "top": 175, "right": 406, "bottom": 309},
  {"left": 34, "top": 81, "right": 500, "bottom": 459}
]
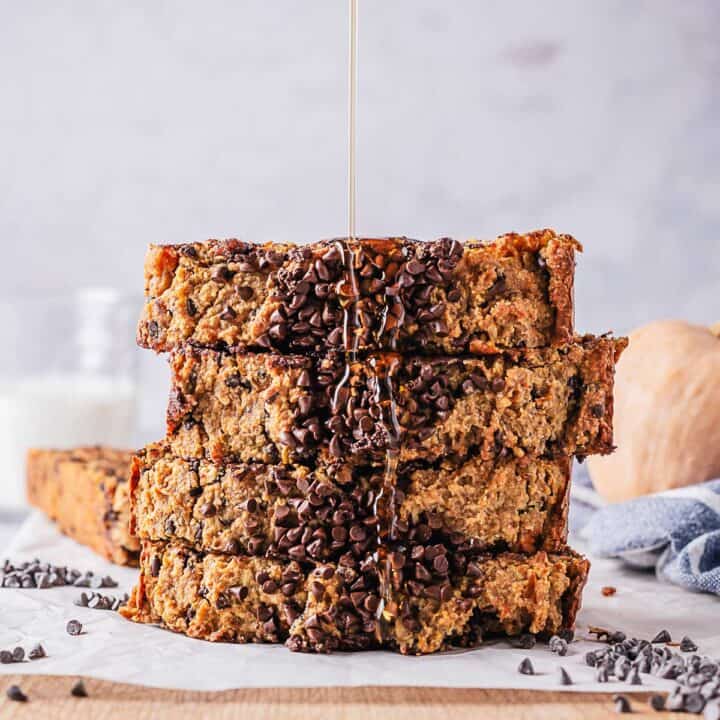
[{"left": 0, "top": 675, "right": 662, "bottom": 718}]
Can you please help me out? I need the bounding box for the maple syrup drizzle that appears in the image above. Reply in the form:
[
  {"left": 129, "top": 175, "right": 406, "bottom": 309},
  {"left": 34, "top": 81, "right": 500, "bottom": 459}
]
[{"left": 333, "top": 0, "right": 402, "bottom": 644}]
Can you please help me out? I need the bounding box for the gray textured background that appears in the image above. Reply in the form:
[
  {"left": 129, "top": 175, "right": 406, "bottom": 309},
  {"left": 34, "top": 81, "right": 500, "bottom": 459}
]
[{"left": 1, "top": 0, "right": 718, "bottom": 438}]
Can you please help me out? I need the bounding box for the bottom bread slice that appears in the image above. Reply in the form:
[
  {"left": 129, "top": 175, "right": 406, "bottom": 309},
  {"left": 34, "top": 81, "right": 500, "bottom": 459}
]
[
  {"left": 121, "top": 540, "right": 588, "bottom": 655},
  {"left": 26, "top": 447, "right": 140, "bottom": 566}
]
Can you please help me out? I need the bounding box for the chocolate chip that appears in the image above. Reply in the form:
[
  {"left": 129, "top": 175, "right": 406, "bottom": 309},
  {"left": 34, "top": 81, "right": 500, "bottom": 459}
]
[
  {"left": 430, "top": 554, "right": 448, "bottom": 575},
  {"left": 558, "top": 667, "right": 572, "bottom": 686},
  {"left": 628, "top": 665, "right": 642, "bottom": 685},
  {"left": 406, "top": 259, "right": 426, "bottom": 275},
  {"left": 680, "top": 636, "right": 698, "bottom": 653},
  {"left": 150, "top": 555, "right": 161, "bottom": 577},
  {"left": 648, "top": 694, "right": 665, "bottom": 711},
  {"left": 518, "top": 657, "right": 534, "bottom": 676},
  {"left": 590, "top": 403, "right": 605, "bottom": 418},
  {"left": 685, "top": 692, "right": 706, "bottom": 714},
  {"left": 491, "top": 377, "right": 505, "bottom": 393},
  {"left": 11, "top": 647, "right": 24, "bottom": 663},
  {"left": 28, "top": 644, "right": 46, "bottom": 660},
  {"left": 224, "top": 539, "right": 240, "bottom": 554},
  {"left": 66, "top": 620, "right": 83, "bottom": 636},
  {"left": 186, "top": 298, "right": 197, "bottom": 316},
  {"left": 0, "top": 651, "right": 12, "bottom": 664},
  {"left": 229, "top": 585, "right": 248, "bottom": 601},
  {"left": 652, "top": 629, "right": 672, "bottom": 643},
  {"left": 199, "top": 503, "right": 216, "bottom": 518},
  {"left": 211, "top": 265, "right": 231, "bottom": 282},
  {"left": 585, "top": 651, "right": 599, "bottom": 667},
  {"left": 6, "top": 684, "right": 27, "bottom": 702},
  {"left": 71, "top": 680, "right": 88, "bottom": 698},
  {"left": 613, "top": 694, "right": 632, "bottom": 713},
  {"left": 220, "top": 306, "right": 237, "bottom": 321},
  {"left": 549, "top": 635, "right": 568, "bottom": 656}
]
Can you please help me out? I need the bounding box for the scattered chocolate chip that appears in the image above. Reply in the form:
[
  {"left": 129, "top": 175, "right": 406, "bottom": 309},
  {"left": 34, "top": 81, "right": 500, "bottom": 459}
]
[
  {"left": 70, "top": 680, "right": 88, "bottom": 698},
  {"left": 613, "top": 694, "right": 632, "bottom": 713},
  {"left": 681, "top": 636, "right": 698, "bottom": 653},
  {"left": 558, "top": 667, "right": 572, "bottom": 686},
  {"left": 549, "top": 635, "right": 568, "bottom": 656},
  {"left": 6, "top": 684, "right": 27, "bottom": 702},
  {"left": 11, "top": 647, "right": 24, "bottom": 663},
  {"left": 0, "top": 651, "right": 12, "bottom": 664},
  {"left": 648, "top": 694, "right": 665, "bottom": 712},
  {"left": 66, "top": 620, "right": 83, "bottom": 636},
  {"left": 518, "top": 657, "right": 534, "bottom": 675},
  {"left": 585, "top": 651, "right": 599, "bottom": 667},
  {"left": 652, "top": 629, "right": 672, "bottom": 644},
  {"left": 28, "top": 644, "right": 45, "bottom": 660},
  {"left": 686, "top": 692, "right": 706, "bottom": 714}
]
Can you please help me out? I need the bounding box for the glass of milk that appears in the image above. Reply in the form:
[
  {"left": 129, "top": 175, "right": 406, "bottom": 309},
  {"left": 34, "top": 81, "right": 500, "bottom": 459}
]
[{"left": 0, "top": 288, "right": 140, "bottom": 510}]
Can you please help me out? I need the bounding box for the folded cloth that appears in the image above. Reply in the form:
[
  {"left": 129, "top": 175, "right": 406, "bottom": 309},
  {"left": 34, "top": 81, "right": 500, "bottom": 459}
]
[
  {"left": 568, "top": 461, "right": 601, "bottom": 535},
  {"left": 581, "top": 478, "right": 720, "bottom": 595}
]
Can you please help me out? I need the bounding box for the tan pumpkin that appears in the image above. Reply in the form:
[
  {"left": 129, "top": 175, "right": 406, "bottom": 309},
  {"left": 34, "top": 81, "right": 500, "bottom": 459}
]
[{"left": 588, "top": 320, "right": 720, "bottom": 503}]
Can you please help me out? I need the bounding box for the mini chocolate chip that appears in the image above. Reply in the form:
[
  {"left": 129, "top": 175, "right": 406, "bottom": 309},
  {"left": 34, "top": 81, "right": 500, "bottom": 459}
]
[
  {"left": 558, "top": 667, "right": 572, "bottom": 686},
  {"left": 613, "top": 694, "right": 632, "bottom": 713},
  {"left": 680, "top": 636, "right": 698, "bottom": 653},
  {"left": 590, "top": 403, "right": 605, "bottom": 418},
  {"left": 648, "top": 694, "right": 665, "bottom": 711},
  {"left": 71, "top": 680, "right": 88, "bottom": 698},
  {"left": 685, "top": 692, "right": 706, "bottom": 714},
  {"left": 225, "top": 539, "right": 240, "bottom": 554},
  {"left": 225, "top": 373, "right": 243, "bottom": 388},
  {"left": 491, "top": 377, "right": 505, "bottom": 393},
  {"left": 6, "top": 685, "right": 27, "bottom": 702},
  {"left": 549, "top": 635, "right": 568, "bottom": 656},
  {"left": 518, "top": 657, "right": 534, "bottom": 675},
  {"left": 432, "top": 555, "right": 449, "bottom": 574},
  {"left": 66, "top": 619, "right": 83, "bottom": 636},
  {"left": 199, "top": 503, "right": 216, "bottom": 518},
  {"left": 150, "top": 555, "right": 161, "bottom": 577},
  {"left": 28, "top": 644, "right": 46, "bottom": 660},
  {"left": 220, "top": 306, "right": 237, "bottom": 321},
  {"left": 0, "top": 651, "right": 12, "bottom": 664},
  {"left": 229, "top": 585, "right": 249, "bottom": 601},
  {"left": 652, "top": 629, "right": 671, "bottom": 644},
  {"left": 211, "top": 265, "right": 231, "bottom": 282},
  {"left": 329, "top": 435, "right": 343, "bottom": 458},
  {"left": 11, "top": 647, "right": 24, "bottom": 663}
]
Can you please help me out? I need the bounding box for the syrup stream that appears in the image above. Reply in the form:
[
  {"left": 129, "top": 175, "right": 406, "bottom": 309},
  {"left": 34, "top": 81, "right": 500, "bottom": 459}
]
[{"left": 339, "top": 0, "right": 401, "bottom": 642}]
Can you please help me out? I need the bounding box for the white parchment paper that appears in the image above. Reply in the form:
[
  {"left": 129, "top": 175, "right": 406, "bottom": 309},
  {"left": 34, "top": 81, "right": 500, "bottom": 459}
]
[{"left": 1, "top": 512, "right": 718, "bottom": 691}]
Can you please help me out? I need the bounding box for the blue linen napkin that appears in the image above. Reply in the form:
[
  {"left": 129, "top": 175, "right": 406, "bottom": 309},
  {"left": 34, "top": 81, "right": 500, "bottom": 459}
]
[{"left": 572, "top": 462, "right": 720, "bottom": 596}]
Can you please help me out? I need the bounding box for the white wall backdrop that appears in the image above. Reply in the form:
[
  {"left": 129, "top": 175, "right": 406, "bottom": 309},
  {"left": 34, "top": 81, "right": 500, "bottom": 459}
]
[{"left": 1, "top": 0, "right": 718, "bottom": 437}]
